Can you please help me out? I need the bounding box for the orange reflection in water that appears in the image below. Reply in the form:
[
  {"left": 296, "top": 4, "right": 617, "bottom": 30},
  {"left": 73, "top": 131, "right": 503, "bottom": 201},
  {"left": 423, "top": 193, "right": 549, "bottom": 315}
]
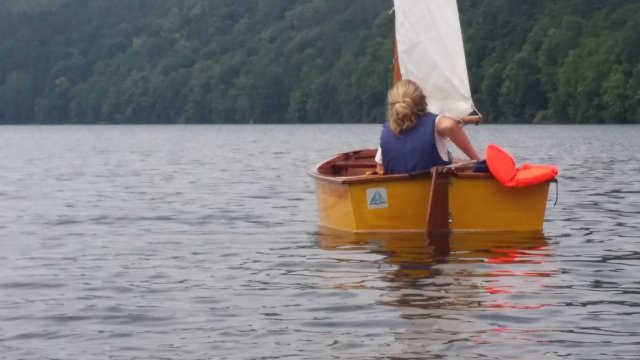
[
  {"left": 316, "top": 230, "right": 556, "bottom": 310},
  {"left": 316, "top": 230, "right": 559, "bottom": 355}
]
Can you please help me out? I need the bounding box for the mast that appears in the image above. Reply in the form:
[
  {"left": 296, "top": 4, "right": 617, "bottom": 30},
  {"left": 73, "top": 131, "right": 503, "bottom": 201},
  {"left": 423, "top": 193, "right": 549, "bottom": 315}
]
[{"left": 393, "top": 35, "right": 402, "bottom": 85}]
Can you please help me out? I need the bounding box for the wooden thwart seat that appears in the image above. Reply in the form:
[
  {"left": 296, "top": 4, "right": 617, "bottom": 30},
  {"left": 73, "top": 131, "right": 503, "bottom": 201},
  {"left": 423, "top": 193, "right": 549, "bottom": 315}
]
[{"left": 332, "top": 161, "right": 377, "bottom": 169}]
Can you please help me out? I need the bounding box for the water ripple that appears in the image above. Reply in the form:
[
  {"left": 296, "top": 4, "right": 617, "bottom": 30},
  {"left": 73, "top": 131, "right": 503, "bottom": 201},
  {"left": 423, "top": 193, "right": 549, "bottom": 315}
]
[{"left": 0, "top": 125, "right": 639, "bottom": 359}]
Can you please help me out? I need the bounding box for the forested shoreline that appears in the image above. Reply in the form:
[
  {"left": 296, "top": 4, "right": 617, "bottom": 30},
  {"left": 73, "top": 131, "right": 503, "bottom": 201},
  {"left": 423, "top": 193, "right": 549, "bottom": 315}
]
[{"left": 1, "top": 0, "right": 639, "bottom": 124}]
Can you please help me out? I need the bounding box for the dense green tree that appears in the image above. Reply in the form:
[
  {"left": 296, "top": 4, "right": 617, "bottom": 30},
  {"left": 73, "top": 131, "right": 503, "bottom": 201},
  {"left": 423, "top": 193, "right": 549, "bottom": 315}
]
[
  {"left": 1, "top": 0, "right": 639, "bottom": 124},
  {"left": 0, "top": 71, "right": 34, "bottom": 123}
]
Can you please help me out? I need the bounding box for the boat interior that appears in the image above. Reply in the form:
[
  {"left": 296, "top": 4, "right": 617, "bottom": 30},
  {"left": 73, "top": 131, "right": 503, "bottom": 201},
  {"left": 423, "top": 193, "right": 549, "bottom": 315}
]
[
  {"left": 315, "top": 149, "right": 379, "bottom": 177},
  {"left": 313, "top": 148, "right": 493, "bottom": 181}
]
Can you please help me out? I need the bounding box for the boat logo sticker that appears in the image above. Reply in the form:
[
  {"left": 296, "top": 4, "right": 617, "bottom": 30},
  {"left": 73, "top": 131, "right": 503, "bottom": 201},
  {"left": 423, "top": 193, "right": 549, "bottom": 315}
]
[{"left": 367, "top": 188, "right": 388, "bottom": 209}]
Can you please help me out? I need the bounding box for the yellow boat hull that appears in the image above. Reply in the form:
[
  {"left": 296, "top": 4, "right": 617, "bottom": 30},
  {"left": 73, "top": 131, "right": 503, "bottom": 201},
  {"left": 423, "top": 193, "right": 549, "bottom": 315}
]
[{"left": 310, "top": 149, "right": 554, "bottom": 233}]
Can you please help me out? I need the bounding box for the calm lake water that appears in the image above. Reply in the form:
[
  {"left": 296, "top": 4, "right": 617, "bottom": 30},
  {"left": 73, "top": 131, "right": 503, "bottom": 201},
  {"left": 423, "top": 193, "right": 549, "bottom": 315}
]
[{"left": 0, "top": 124, "right": 638, "bottom": 359}]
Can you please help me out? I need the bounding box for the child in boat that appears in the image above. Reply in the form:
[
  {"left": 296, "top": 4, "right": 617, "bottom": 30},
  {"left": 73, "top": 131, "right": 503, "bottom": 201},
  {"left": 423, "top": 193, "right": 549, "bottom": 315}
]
[{"left": 375, "top": 79, "right": 481, "bottom": 174}]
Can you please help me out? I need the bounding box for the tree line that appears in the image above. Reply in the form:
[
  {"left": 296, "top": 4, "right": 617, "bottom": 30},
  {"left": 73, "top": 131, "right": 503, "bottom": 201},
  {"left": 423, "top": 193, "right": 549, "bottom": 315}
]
[{"left": 1, "top": 0, "right": 639, "bottom": 124}]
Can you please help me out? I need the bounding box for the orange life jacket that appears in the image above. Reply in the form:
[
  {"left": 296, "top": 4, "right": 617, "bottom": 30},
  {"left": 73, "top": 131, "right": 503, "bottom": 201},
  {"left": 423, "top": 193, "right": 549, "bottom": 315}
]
[{"left": 485, "top": 144, "right": 558, "bottom": 187}]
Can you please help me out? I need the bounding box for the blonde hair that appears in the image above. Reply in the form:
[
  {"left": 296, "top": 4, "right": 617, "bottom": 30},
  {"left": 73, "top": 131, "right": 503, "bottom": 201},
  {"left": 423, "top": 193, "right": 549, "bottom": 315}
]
[{"left": 387, "top": 79, "right": 427, "bottom": 136}]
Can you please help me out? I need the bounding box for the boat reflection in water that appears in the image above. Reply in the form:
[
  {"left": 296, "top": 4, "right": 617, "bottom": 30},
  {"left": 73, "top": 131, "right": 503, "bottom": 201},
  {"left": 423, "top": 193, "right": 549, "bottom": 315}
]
[{"left": 316, "top": 230, "right": 557, "bottom": 356}]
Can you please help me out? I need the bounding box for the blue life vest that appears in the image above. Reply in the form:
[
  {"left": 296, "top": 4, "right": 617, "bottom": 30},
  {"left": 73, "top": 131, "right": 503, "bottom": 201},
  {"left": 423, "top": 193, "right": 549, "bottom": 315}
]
[{"left": 380, "top": 112, "right": 451, "bottom": 174}]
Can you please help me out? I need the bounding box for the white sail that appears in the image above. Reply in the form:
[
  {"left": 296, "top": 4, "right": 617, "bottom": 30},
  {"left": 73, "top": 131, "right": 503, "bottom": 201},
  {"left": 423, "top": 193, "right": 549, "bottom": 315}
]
[{"left": 393, "top": 0, "right": 474, "bottom": 118}]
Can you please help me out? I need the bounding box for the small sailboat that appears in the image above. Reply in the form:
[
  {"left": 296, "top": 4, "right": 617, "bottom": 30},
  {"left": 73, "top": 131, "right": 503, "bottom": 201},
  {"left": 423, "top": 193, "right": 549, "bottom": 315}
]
[{"left": 309, "top": 0, "right": 557, "bottom": 234}]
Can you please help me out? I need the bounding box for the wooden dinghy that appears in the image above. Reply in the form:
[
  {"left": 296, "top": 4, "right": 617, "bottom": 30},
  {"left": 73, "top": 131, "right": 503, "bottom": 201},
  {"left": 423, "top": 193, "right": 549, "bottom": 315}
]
[{"left": 309, "top": 149, "right": 553, "bottom": 234}]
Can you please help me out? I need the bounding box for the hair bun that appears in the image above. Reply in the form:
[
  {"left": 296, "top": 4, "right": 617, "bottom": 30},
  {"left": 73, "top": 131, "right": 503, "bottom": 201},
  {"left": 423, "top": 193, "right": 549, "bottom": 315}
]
[
  {"left": 387, "top": 79, "right": 426, "bottom": 135},
  {"left": 394, "top": 101, "right": 412, "bottom": 117}
]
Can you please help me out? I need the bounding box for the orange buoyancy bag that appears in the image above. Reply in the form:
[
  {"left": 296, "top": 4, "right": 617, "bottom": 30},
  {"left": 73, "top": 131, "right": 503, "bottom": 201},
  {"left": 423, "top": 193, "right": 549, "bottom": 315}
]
[{"left": 485, "top": 144, "right": 558, "bottom": 187}]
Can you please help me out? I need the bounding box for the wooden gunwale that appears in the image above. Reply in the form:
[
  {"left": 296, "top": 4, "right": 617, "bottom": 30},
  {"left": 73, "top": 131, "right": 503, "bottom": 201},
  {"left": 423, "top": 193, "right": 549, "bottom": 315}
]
[{"left": 309, "top": 148, "right": 495, "bottom": 185}]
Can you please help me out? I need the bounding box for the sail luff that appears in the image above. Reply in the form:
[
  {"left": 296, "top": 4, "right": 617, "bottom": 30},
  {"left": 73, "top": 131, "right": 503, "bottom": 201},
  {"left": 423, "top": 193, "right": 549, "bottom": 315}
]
[{"left": 393, "top": 0, "right": 474, "bottom": 118}]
